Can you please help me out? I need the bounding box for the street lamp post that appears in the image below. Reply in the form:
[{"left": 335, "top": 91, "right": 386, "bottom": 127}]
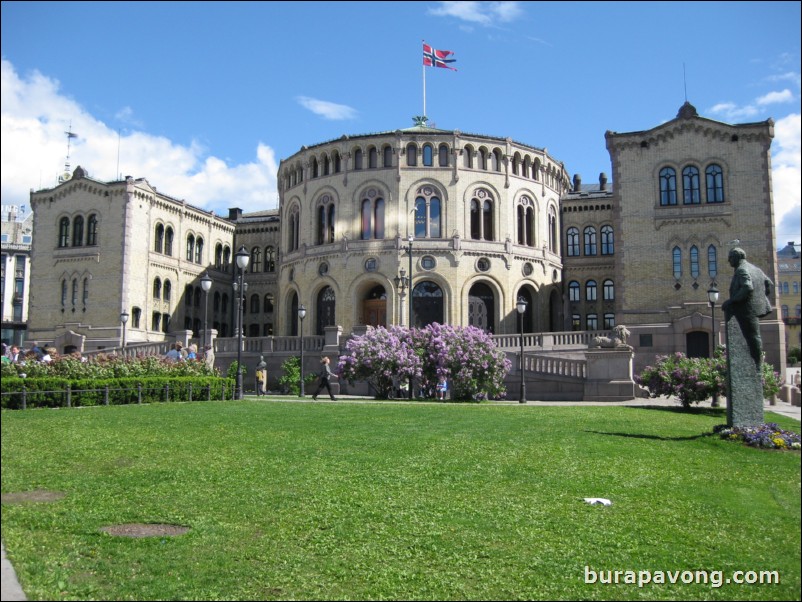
[
  {"left": 120, "top": 310, "right": 129, "bottom": 352},
  {"left": 407, "top": 235, "right": 414, "bottom": 399},
  {"left": 201, "top": 272, "right": 212, "bottom": 351},
  {"left": 393, "top": 268, "right": 408, "bottom": 325},
  {"left": 517, "top": 298, "right": 527, "bottom": 404},
  {"left": 234, "top": 245, "right": 250, "bottom": 400},
  {"left": 298, "top": 305, "right": 306, "bottom": 397},
  {"left": 708, "top": 285, "right": 720, "bottom": 407}
]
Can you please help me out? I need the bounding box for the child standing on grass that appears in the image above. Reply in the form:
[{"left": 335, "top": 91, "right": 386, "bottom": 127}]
[{"left": 436, "top": 376, "right": 448, "bottom": 400}]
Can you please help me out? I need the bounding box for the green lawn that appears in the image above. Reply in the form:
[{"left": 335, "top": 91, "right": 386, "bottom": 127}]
[{"left": 1, "top": 400, "right": 800, "bottom": 601}]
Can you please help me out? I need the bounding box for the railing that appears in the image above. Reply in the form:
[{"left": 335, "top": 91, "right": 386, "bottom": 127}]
[
  {"left": 522, "top": 353, "right": 587, "bottom": 379},
  {"left": 492, "top": 330, "right": 605, "bottom": 351},
  {"left": 214, "top": 335, "right": 325, "bottom": 354}
]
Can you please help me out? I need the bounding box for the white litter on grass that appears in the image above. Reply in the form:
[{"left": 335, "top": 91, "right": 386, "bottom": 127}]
[{"left": 583, "top": 497, "right": 612, "bottom": 506}]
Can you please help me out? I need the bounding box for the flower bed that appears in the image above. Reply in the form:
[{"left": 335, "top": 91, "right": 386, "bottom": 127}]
[{"left": 713, "top": 422, "right": 801, "bottom": 450}]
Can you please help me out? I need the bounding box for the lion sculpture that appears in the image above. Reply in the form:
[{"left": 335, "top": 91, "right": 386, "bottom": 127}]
[{"left": 589, "top": 324, "right": 632, "bottom": 349}]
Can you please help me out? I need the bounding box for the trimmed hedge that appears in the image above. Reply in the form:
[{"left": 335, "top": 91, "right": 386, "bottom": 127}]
[{"left": 0, "top": 376, "right": 235, "bottom": 409}]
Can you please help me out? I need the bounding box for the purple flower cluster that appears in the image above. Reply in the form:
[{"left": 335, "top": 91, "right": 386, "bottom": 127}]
[
  {"left": 714, "top": 423, "right": 801, "bottom": 450},
  {"left": 338, "top": 324, "right": 511, "bottom": 400}
]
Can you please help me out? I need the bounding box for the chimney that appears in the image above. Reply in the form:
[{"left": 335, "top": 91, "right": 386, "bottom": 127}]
[
  {"left": 228, "top": 207, "right": 243, "bottom": 221},
  {"left": 599, "top": 172, "right": 608, "bottom": 191},
  {"left": 573, "top": 174, "right": 581, "bottom": 192}
]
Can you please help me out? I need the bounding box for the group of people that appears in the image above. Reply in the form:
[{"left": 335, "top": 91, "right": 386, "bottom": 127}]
[
  {"left": 163, "top": 342, "right": 215, "bottom": 369},
  {"left": 2, "top": 342, "right": 59, "bottom": 365}
]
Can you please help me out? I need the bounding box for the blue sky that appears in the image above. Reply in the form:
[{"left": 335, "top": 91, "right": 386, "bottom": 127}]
[{"left": 1, "top": 1, "right": 800, "bottom": 246}]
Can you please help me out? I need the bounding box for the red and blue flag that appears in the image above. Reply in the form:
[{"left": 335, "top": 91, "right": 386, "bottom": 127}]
[{"left": 423, "top": 43, "right": 457, "bottom": 71}]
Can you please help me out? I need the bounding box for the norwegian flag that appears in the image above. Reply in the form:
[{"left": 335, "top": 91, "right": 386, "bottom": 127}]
[{"left": 423, "top": 43, "right": 457, "bottom": 71}]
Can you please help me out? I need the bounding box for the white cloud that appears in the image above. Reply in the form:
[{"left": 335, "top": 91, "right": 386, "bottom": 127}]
[
  {"left": 756, "top": 89, "right": 794, "bottom": 105},
  {"left": 296, "top": 96, "right": 358, "bottom": 120},
  {"left": 428, "top": 1, "right": 523, "bottom": 26},
  {"left": 0, "top": 58, "right": 278, "bottom": 215},
  {"left": 708, "top": 101, "right": 759, "bottom": 121},
  {"left": 771, "top": 113, "right": 801, "bottom": 245}
]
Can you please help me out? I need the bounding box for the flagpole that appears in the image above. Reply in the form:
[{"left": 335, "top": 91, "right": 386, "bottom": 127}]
[{"left": 422, "top": 40, "right": 426, "bottom": 119}]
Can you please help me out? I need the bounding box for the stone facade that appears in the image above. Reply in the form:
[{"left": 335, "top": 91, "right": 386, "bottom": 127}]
[
  {"left": 22, "top": 106, "right": 785, "bottom": 383},
  {"left": 605, "top": 102, "right": 785, "bottom": 375},
  {"left": 1, "top": 205, "right": 33, "bottom": 346},
  {"left": 27, "top": 169, "right": 235, "bottom": 351},
  {"left": 277, "top": 126, "right": 566, "bottom": 337}
]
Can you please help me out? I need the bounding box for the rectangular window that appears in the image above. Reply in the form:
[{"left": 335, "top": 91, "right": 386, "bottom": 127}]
[{"left": 639, "top": 334, "right": 653, "bottom": 347}]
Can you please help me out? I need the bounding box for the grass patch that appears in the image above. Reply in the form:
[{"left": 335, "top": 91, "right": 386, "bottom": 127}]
[{"left": 2, "top": 400, "right": 800, "bottom": 600}]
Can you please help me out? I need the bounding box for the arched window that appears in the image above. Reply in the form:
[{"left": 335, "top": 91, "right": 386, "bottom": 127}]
[
  {"left": 438, "top": 144, "right": 449, "bottom": 167},
  {"left": 360, "top": 193, "right": 385, "bottom": 240},
  {"left": 660, "top": 167, "right": 677, "bottom": 205},
  {"left": 71, "top": 278, "right": 78, "bottom": 306},
  {"left": 323, "top": 154, "right": 330, "bottom": 176},
  {"left": 153, "top": 277, "right": 162, "bottom": 300},
  {"left": 572, "top": 314, "right": 581, "bottom": 331},
  {"left": 333, "top": 152, "right": 341, "bottom": 173},
  {"left": 87, "top": 214, "right": 98, "bottom": 246},
  {"left": 604, "top": 313, "right": 616, "bottom": 329},
  {"left": 222, "top": 245, "right": 231, "bottom": 271},
  {"left": 406, "top": 143, "right": 417, "bottom": 166},
  {"left": 311, "top": 157, "right": 319, "bottom": 178},
  {"left": 601, "top": 225, "right": 614, "bottom": 255},
  {"left": 586, "top": 280, "right": 598, "bottom": 301},
  {"left": 463, "top": 145, "right": 473, "bottom": 169},
  {"left": 61, "top": 279, "right": 67, "bottom": 306},
  {"left": 566, "top": 227, "right": 580, "bottom": 256},
  {"left": 354, "top": 149, "right": 363, "bottom": 170},
  {"left": 470, "top": 192, "right": 494, "bottom": 241},
  {"left": 215, "top": 244, "right": 223, "bottom": 269},
  {"left": 186, "top": 234, "right": 195, "bottom": 261},
  {"left": 213, "top": 291, "right": 221, "bottom": 312},
  {"left": 316, "top": 286, "right": 336, "bottom": 335},
  {"left": 586, "top": 313, "right": 598, "bottom": 330},
  {"left": 251, "top": 247, "right": 262, "bottom": 272},
  {"left": 706, "top": 164, "right": 725, "bottom": 202},
  {"left": 82, "top": 278, "right": 89, "bottom": 306},
  {"left": 708, "top": 245, "right": 719, "bottom": 277},
  {"left": 549, "top": 208, "right": 558, "bottom": 253},
  {"left": 72, "top": 215, "right": 84, "bottom": 246},
  {"left": 316, "top": 195, "right": 335, "bottom": 245},
  {"left": 289, "top": 206, "right": 300, "bottom": 251},
  {"left": 163, "top": 279, "right": 172, "bottom": 302},
  {"left": 492, "top": 149, "right": 503, "bottom": 172},
  {"left": 682, "top": 166, "right": 701, "bottom": 204},
  {"left": 250, "top": 293, "right": 260, "bottom": 314},
  {"left": 517, "top": 197, "right": 535, "bottom": 247},
  {"left": 690, "top": 245, "right": 700, "bottom": 278},
  {"left": 265, "top": 246, "right": 276, "bottom": 272},
  {"left": 185, "top": 285, "right": 194, "bottom": 307},
  {"left": 569, "top": 281, "right": 580, "bottom": 302},
  {"left": 264, "top": 293, "right": 274, "bottom": 313},
  {"left": 154, "top": 224, "right": 164, "bottom": 253},
  {"left": 422, "top": 144, "right": 433, "bottom": 166},
  {"left": 584, "top": 226, "right": 597, "bottom": 256},
  {"left": 368, "top": 147, "right": 378, "bottom": 168},
  {"left": 195, "top": 237, "right": 204, "bottom": 264},
  {"left": 603, "top": 279, "right": 615, "bottom": 301},
  {"left": 165, "top": 227, "right": 174, "bottom": 256},
  {"left": 58, "top": 217, "right": 70, "bottom": 247},
  {"left": 194, "top": 287, "right": 201, "bottom": 308},
  {"left": 673, "top": 246, "right": 682, "bottom": 279},
  {"left": 414, "top": 187, "right": 442, "bottom": 238},
  {"left": 383, "top": 145, "right": 393, "bottom": 167},
  {"left": 479, "top": 148, "right": 488, "bottom": 170}
]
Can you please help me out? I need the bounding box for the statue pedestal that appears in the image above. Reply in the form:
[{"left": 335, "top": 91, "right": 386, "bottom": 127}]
[
  {"left": 583, "top": 349, "right": 635, "bottom": 401},
  {"left": 725, "top": 314, "right": 764, "bottom": 427}
]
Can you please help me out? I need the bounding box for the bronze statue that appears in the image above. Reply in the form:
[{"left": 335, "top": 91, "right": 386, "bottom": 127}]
[{"left": 721, "top": 247, "right": 773, "bottom": 368}]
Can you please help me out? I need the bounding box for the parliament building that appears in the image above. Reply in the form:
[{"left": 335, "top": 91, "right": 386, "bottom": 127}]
[{"left": 24, "top": 103, "right": 786, "bottom": 375}]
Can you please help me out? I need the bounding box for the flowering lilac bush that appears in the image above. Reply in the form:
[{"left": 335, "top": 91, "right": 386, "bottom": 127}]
[
  {"left": 714, "top": 423, "right": 801, "bottom": 451},
  {"left": 338, "top": 324, "right": 511, "bottom": 401},
  {"left": 635, "top": 351, "right": 721, "bottom": 408},
  {"left": 635, "top": 348, "right": 783, "bottom": 409}
]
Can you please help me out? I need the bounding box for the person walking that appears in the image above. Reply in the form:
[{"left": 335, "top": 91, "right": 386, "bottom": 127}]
[
  {"left": 255, "top": 355, "right": 268, "bottom": 396},
  {"left": 312, "top": 356, "right": 338, "bottom": 400}
]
